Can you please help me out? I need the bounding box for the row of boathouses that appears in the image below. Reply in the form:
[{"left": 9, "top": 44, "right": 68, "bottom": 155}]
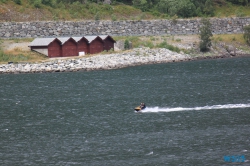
[{"left": 29, "top": 35, "right": 116, "bottom": 58}]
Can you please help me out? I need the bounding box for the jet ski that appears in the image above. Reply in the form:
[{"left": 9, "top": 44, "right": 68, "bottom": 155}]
[
  {"left": 134, "top": 106, "right": 142, "bottom": 111},
  {"left": 134, "top": 103, "right": 146, "bottom": 112}
]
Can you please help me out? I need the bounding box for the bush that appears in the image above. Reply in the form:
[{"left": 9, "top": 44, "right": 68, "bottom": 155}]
[
  {"left": 157, "top": 0, "right": 196, "bottom": 18},
  {"left": 94, "top": 12, "right": 100, "bottom": 20},
  {"left": 0, "top": 0, "right": 8, "bottom": 3},
  {"left": 33, "top": 0, "right": 42, "bottom": 8},
  {"left": 156, "top": 41, "right": 180, "bottom": 53},
  {"left": 243, "top": 25, "right": 250, "bottom": 45},
  {"left": 124, "top": 39, "right": 130, "bottom": 50},
  {"left": 13, "top": 0, "right": 22, "bottom": 5},
  {"left": 203, "top": 0, "right": 215, "bottom": 16},
  {"left": 199, "top": 18, "right": 213, "bottom": 52},
  {"left": 111, "top": 14, "right": 117, "bottom": 21},
  {"left": 235, "top": 7, "right": 245, "bottom": 17},
  {"left": 132, "top": 0, "right": 151, "bottom": 12}
]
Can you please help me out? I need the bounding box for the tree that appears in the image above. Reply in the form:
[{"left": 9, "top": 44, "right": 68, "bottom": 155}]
[
  {"left": 14, "top": 0, "right": 22, "bottom": 5},
  {"left": 132, "top": 0, "right": 152, "bottom": 12},
  {"left": 157, "top": 0, "right": 196, "bottom": 17},
  {"left": 226, "top": 0, "right": 249, "bottom": 5},
  {"left": 203, "top": 0, "right": 215, "bottom": 16},
  {"left": 124, "top": 39, "right": 130, "bottom": 50},
  {"left": 199, "top": 18, "right": 213, "bottom": 52},
  {"left": 243, "top": 25, "right": 250, "bottom": 45},
  {"left": 177, "top": 0, "right": 196, "bottom": 17}
]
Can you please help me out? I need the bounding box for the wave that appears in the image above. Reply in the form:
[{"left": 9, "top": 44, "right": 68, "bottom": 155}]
[{"left": 141, "top": 103, "right": 250, "bottom": 113}]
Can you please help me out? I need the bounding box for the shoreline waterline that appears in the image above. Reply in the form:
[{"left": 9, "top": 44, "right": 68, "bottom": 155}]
[{"left": 0, "top": 47, "right": 249, "bottom": 74}]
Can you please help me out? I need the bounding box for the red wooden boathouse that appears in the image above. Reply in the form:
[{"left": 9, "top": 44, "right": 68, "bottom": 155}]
[
  {"left": 57, "top": 37, "right": 78, "bottom": 57},
  {"left": 85, "top": 36, "right": 104, "bottom": 54},
  {"left": 73, "top": 37, "right": 89, "bottom": 55},
  {"left": 99, "top": 35, "right": 116, "bottom": 51},
  {"left": 29, "top": 35, "right": 116, "bottom": 58},
  {"left": 28, "top": 38, "right": 62, "bottom": 58}
]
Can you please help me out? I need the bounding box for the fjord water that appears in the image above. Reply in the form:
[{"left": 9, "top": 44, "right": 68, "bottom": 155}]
[{"left": 0, "top": 57, "right": 250, "bottom": 165}]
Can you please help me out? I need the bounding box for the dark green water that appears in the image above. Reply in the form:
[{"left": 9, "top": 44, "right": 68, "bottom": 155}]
[{"left": 0, "top": 57, "right": 250, "bottom": 165}]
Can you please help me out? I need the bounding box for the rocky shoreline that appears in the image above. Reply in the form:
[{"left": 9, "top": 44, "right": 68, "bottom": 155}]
[{"left": 0, "top": 47, "right": 247, "bottom": 74}]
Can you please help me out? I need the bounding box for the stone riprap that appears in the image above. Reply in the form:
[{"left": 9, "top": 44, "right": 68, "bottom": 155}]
[
  {"left": 0, "top": 48, "right": 191, "bottom": 74},
  {"left": 0, "top": 17, "right": 250, "bottom": 38}
]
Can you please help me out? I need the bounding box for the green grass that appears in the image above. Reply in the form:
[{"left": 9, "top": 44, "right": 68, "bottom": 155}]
[
  {"left": 0, "top": 49, "right": 29, "bottom": 62},
  {"left": 214, "top": 3, "right": 250, "bottom": 17},
  {"left": 0, "top": 0, "right": 156, "bottom": 22},
  {"left": 156, "top": 41, "right": 180, "bottom": 53},
  {"left": 212, "top": 34, "right": 245, "bottom": 44},
  {"left": 0, "top": 38, "right": 47, "bottom": 63},
  {"left": 113, "top": 36, "right": 143, "bottom": 48},
  {"left": 0, "top": 51, "right": 47, "bottom": 63},
  {"left": 142, "top": 41, "right": 154, "bottom": 48},
  {"left": 113, "top": 36, "right": 181, "bottom": 53}
]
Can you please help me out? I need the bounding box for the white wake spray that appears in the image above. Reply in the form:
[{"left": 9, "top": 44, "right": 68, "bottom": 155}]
[{"left": 141, "top": 103, "right": 250, "bottom": 113}]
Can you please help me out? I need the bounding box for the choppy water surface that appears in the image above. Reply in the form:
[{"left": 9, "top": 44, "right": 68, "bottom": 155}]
[{"left": 0, "top": 57, "right": 250, "bottom": 165}]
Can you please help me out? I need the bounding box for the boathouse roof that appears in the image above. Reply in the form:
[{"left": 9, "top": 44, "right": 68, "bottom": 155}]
[
  {"left": 57, "top": 37, "right": 73, "bottom": 44},
  {"left": 28, "top": 38, "right": 60, "bottom": 47},
  {"left": 99, "top": 35, "right": 116, "bottom": 42}
]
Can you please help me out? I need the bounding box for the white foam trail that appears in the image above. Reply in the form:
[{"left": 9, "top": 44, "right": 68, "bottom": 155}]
[{"left": 142, "top": 103, "right": 250, "bottom": 113}]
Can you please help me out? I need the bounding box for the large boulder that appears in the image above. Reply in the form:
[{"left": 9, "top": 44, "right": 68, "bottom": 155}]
[{"left": 114, "top": 40, "right": 133, "bottom": 51}]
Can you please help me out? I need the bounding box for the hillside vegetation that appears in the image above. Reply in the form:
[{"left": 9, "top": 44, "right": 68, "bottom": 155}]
[{"left": 0, "top": 0, "right": 250, "bottom": 22}]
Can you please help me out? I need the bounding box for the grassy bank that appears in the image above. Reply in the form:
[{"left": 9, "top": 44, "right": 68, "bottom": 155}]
[
  {"left": 0, "top": 49, "right": 47, "bottom": 64},
  {"left": 0, "top": 38, "right": 47, "bottom": 64}
]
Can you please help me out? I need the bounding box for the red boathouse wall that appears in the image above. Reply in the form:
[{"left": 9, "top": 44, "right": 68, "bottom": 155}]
[
  {"left": 77, "top": 38, "right": 89, "bottom": 54},
  {"left": 61, "top": 38, "right": 77, "bottom": 57},
  {"left": 88, "top": 37, "right": 104, "bottom": 54},
  {"left": 103, "top": 36, "right": 115, "bottom": 51},
  {"left": 48, "top": 39, "right": 61, "bottom": 57}
]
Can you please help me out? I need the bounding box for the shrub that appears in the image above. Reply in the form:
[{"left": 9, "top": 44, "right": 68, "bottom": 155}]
[
  {"left": 243, "top": 25, "right": 250, "bottom": 45},
  {"left": 151, "top": 10, "right": 161, "bottom": 17},
  {"left": 157, "top": 0, "right": 196, "bottom": 18},
  {"left": 132, "top": 0, "right": 151, "bottom": 12},
  {"left": 235, "top": 8, "right": 245, "bottom": 17},
  {"left": 13, "top": 0, "right": 22, "bottom": 5},
  {"left": 0, "top": 0, "right": 7, "bottom": 3},
  {"left": 111, "top": 14, "right": 117, "bottom": 21},
  {"left": 156, "top": 41, "right": 180, "bottom": 53},
  {"left": 199, "top": 18, "right": 213, "bottom": 52},
  {"left": 33, "top": 0, "right": 42, "bottom": 8},
  {"left": 94, "top": 12, "right": 100, "bottom": 20},
  {"left": 203, "top": 0, "right": 215, "bottom": 16},
  {"left": 176, "top": 38, "right": 181, "bottom": 42},
  {"left": 124, "top": 39, "right": 130, "bottom": 50}
]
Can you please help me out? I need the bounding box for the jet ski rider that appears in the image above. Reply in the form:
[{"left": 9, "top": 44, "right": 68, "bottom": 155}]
[{"left": 140, "top": 103, "right": 146, "bottom": 110}]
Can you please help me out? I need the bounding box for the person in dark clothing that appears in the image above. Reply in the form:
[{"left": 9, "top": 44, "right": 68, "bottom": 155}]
[{"left": 140, "top": 103, "right": 146, "bottom": 109}]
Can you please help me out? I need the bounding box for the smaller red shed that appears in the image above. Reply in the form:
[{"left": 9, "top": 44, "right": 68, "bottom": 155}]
[
  {"left": 29, "top": 38, "right": 62, "bottom": 58},
  {"left": 85, "top": 36, "right": 104, "bottom": 54},
  {"left": 73, "top": 37, "right": 89, "bottom": 55},
  {"left": 58, "top": 37, "right": 78, "bottom": 57},
  {"left": 99, "top": 35, "right": 116, "bottom": 51}
]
